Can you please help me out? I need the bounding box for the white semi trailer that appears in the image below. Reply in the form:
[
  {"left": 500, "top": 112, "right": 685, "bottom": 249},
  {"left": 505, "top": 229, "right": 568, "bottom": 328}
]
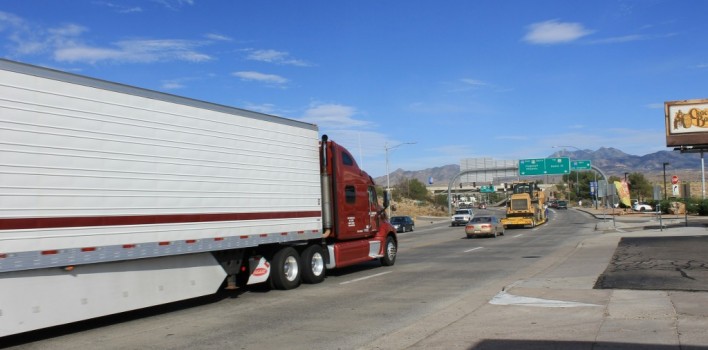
[{"left": 0, "top": 59, "right": 397, "bottom": 337}]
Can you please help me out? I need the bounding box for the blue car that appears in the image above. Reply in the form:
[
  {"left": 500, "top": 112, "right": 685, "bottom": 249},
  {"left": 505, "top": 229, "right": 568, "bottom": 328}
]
[{"left": 390, "top": 216, "right": 415, "bottom": 233}]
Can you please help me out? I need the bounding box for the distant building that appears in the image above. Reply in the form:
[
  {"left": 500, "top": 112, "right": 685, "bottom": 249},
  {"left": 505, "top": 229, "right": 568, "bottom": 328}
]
[{"left": 460, "top": 158, "right": 517, "bottom": 184}]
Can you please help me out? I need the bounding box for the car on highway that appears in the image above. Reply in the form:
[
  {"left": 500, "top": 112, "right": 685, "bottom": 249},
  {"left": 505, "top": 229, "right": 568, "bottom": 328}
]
[
  {"left": 632, "top": 202, "right": 653, "bottom": 212},
  {"left": 451, "top": 208, "right": 474, "bottom": 226},
  {"left": 390, "top": 215, "right": 415, "bottom": 232},
  {"left": 465, "top": 215, "right": 505, "bottom": 238}
]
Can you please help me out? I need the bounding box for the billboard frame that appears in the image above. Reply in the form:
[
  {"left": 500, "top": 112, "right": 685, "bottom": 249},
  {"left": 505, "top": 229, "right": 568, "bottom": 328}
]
[{"left": 665, "top": 98, "right": 708, "bottom": 147}]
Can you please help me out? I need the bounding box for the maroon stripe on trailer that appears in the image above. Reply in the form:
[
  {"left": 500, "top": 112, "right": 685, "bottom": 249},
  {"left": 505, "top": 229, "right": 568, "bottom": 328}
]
[{"left": 0, "top": 211, "right": 322, "bottom": 231}]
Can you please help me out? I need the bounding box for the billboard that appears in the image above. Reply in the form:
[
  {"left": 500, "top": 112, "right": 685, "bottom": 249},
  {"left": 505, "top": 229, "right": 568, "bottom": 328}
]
[{"left": 665, "top": 99, "right": 708, "bottom": 147}]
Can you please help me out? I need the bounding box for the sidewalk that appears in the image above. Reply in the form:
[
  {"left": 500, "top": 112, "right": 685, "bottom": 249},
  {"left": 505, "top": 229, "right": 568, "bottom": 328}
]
[
  {"left": 365, "top": 208, "right": 708, "bottom": 349},
  {"left": 576, "top": 206, "right": 708, "bottom": 232}
]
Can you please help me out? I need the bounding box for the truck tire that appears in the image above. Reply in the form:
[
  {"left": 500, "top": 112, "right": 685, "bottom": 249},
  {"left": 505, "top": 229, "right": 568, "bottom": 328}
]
[
  {"left": 380, "top": 235, "right": 397, "bottom": 266},
  {"left": 270, "top": 247, "right": 301, "bottom": 290},
  {"left": 300, "top": 244, "right": 326, "bottom": 284}
]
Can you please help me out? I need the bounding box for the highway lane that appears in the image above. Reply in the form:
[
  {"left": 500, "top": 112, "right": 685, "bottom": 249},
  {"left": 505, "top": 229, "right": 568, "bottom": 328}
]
[{"left": 5, "top": 208, "right": 600, "bottom": 350}]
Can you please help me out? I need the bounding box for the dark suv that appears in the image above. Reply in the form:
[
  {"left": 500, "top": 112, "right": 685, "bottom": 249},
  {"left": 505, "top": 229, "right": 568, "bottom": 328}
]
[
  {"left": 390, "top": 216, "right": 415, "bottom": 233},
  {"left": 556, "top": 200, "right": 568, "bottom": 209}
]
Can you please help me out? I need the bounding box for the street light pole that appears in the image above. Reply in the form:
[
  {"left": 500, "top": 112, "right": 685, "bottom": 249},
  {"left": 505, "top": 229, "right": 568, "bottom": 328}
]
[
  {"left": 663, "top": 162, "right": 670, "bottom": 200},
  {"left": 385, "top": 141, "right": 416, "bottom": 218}
]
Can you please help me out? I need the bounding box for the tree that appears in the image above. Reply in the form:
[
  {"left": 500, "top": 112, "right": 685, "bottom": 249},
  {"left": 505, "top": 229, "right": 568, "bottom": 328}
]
[
  {"left": 393, "top": 177, "right": 429, "bottom": 201},
  {"left": 627, "top": 172, "right": 652, "bottom": 201}
]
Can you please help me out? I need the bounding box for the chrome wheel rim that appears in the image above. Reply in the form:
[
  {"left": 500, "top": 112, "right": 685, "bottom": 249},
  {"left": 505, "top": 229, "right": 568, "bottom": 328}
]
[
  {"left": 311, "top": 252, "right": 324, "bottom": 276},
  {"left": 386, "top": 240, "right": 397, "bottom": 260},
  {"left": 284, "top": 256, "right": 299, "bottom": 282}
]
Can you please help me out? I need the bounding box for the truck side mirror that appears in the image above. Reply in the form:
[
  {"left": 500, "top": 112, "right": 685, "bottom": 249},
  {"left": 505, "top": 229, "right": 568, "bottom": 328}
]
[{"left": 383, "top": 190, "right": 391, "bottom": 209}]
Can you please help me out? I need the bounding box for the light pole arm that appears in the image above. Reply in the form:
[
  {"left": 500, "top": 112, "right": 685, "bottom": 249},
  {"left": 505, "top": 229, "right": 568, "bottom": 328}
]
[{"left": 384, "top": 141, "right": 416, "bottom": 218}]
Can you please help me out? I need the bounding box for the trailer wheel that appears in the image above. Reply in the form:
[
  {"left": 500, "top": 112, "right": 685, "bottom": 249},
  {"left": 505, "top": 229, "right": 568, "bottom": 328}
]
[
  {"left": 270, "top": 247, "right": 301, "bottom": 290},
  {"left": 300, "top": 245, "right": 326, "bottom": 284},
  {"left": 380, "top": 235, "right": 397, "bottom": 266}
]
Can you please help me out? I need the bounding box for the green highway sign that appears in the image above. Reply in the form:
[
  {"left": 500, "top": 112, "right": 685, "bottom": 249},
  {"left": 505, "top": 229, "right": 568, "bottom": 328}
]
[
  {"left": 571, "top": 160, "right": 592, "bottom": 170},
  {"left": 546, "top": 157, "right": 570, "bottom": 174},
  {"left": 519, "top": 157, "right": 570, "bottom": 176},
  {"left": 480, "top": 185, "right": 495, "bottom": 193},
  {"left": 518, "top": 158, "right": 546, "bottom": 176}
]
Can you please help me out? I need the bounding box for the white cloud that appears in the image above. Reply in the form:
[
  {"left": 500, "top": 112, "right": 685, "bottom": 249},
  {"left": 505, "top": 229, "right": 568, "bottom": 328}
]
[
  {"left": 0, "top": 11, "right": 214, "bottom": 64},
  {"left": 205, "top": 33, "right": 232, "bottom": 41},
  {"left": 245, "top": 49, "right": 310, "bottom": 66},
  {"left": 589, "top": 34, "right": 644, "bottom": 44},
  {"left": 298, "top": 103, "right": 369, "bottom": 128},
  {"left": 244, "top": 103, "right": 279, "bottom": 114},
  {"left": 151, "top": 0, "right": 194, "bottom": 10},
  {"left": 93, "top": 1, "right": 143, "bottom": 13},
  {"left": 161, "top": 80, "right": 185, "bottom": 89},
  {"left": 54, "top": 46, "right": 124, "bottom": 62},
  {"left": 460, "top": 78, "right": 487, "bottom": 86},
  {"left": 48, "top": 23, "right": 87, "bottom": 37},
  {"left": 232, "top": 71, "right": 288, "bottom": 85},
  {"left": 54, "top": 39, "right": 212, "bottom": 63},
  {"left": 524, "top": 20, "right": 593, "bottom": 44}
]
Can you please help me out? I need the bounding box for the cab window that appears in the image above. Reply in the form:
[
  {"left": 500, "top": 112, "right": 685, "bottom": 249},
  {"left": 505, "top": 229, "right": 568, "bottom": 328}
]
[
  {"left": 342, "top": 152, "right": 354, "bottom": 166},
  {"left": 345, "top": 185, "right": 356, "bottom": 204}
]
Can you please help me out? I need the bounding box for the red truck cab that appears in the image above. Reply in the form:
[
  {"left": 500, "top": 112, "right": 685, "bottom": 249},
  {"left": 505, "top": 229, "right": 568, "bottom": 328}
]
[{"left": 320, "top": 135, "right": 397, "bottom": 268}]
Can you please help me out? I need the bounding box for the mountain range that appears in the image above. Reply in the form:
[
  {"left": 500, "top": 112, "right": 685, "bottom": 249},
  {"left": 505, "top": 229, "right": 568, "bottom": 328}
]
[{"left": 374, "top": 147, "right": 706, "bottom": 187}]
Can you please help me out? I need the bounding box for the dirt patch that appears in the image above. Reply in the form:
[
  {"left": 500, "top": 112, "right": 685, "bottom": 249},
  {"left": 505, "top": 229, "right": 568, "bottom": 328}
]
[{"left": 390, "top": 198, "right": 448, "bottom": 219}]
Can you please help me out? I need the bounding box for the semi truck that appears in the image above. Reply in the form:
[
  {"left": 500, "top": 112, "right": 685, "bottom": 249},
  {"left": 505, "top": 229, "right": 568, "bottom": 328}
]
[
  {"left": 0, "top": 59, "right": 397, "bottom": 337},
  {"left": 501, "top": 181, "right": 547, "bottom": 228}
]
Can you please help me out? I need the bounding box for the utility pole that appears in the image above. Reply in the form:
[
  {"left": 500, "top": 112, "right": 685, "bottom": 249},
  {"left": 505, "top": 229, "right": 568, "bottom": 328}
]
[
  {"left": 663, "top": 162, "right": 669, "bottom": 200},
  {"left": 385, "top": 141, "right": 416, "bottom": 217}
]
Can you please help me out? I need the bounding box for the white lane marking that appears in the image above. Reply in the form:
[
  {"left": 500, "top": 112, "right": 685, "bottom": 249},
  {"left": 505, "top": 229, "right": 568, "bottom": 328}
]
[
  {"left": 464, "top": 247, "right": 483, "bottom": 253},
  {"left": 339, "top": 271, "right": 392, "bottom": 285},
  {"left": 490, "top": 291, "right": 601, "bottom": 308},
  {"left": 513, "top": 234, "right": 523, "bottom": 238}
]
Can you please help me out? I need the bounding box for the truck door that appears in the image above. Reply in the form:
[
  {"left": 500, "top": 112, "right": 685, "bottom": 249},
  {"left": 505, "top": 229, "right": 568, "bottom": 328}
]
[{"left": 336, "top": 151, "right": 373, "bottom": 240}]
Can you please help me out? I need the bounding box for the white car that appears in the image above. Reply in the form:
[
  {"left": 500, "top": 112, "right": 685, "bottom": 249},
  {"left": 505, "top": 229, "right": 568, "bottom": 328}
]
[
  {"left": 451, "top": 209, "right": 474, "bottom": 226},
  {"left": 632, "top": 202, "right": 653, "bottom": 212}
]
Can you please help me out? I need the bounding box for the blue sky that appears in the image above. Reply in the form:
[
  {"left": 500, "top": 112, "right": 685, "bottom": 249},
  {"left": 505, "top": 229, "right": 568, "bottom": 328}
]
[{"left": 1, "top": 0, "right": 705, "bottom": 178}]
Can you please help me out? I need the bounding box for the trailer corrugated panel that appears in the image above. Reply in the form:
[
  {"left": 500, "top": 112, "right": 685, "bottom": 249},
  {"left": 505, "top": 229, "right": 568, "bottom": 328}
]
[{"left": 0, "top": 60, "right": 322, "bottom": 269}]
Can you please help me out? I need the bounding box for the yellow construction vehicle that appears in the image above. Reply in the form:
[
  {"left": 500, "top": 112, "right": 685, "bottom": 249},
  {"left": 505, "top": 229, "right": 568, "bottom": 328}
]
[{"left": 501, "top": 181, "right": 547, "bottom": 228}]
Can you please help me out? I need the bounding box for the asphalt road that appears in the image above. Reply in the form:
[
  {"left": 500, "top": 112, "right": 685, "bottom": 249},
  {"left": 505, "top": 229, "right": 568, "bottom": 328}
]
[{"left": 4, "top": 208, "right": 600, "bottom": 350}]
